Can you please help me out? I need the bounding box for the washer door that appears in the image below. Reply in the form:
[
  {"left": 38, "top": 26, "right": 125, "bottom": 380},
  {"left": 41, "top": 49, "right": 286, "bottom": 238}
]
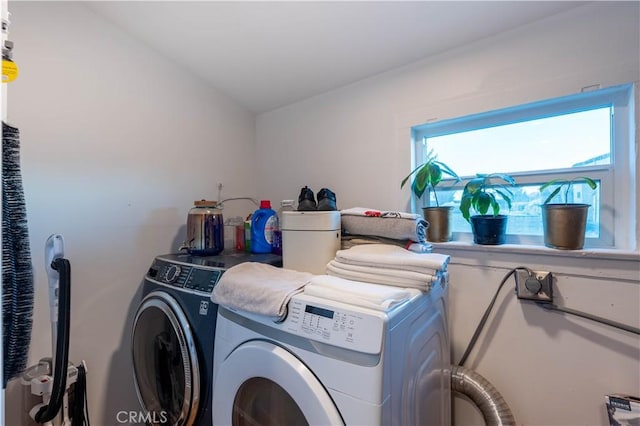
[
  {"left": 213, "top": 340, "right": 344, "bottom": 426},
  {"left": 132, "top": 291, "right": 200, "bottom": 425}
]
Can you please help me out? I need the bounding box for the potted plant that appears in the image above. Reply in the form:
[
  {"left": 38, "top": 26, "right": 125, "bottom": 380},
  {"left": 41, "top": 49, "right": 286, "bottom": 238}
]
[
  {"left": 459, "top": 173, "right": 516, "bottom": 245},
  {"left": 539, "top": 177, "right": 597, "bottom": 250},
  {"left": 401, "top": 150, "right": 459, "bottom": 242}
]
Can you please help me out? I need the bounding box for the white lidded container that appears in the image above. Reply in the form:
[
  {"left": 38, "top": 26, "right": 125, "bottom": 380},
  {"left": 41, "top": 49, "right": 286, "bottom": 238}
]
[{"left": 281, "top": 211, "right": 341, "bottom": 274}]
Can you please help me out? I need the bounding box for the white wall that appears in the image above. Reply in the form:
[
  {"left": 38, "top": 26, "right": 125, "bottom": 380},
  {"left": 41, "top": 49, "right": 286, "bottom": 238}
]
[
  {"left": 5, "top": 1, "right": 639, "bottom": 425},
  {"left": 6, "top": 2, "right": 258, "bottom": 424},
  {"left": 257, "top": 3, "right": 640, "bottom": 425}
]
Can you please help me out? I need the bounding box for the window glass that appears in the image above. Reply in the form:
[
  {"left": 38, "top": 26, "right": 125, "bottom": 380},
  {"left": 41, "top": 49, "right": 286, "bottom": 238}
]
[{"left": 426, "top": 107, "right": 611, "bottom": 176}]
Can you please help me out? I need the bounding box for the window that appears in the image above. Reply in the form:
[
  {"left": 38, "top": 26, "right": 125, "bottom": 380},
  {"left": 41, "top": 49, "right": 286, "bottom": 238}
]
[{"left": 411, "top": 83, "right": 635, "bottom": 249}]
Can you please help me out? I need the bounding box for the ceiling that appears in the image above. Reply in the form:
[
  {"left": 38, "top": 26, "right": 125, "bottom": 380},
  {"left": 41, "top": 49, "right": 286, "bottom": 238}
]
[{"left": 85, "top": 1, "right": 588, "bottom": 114}]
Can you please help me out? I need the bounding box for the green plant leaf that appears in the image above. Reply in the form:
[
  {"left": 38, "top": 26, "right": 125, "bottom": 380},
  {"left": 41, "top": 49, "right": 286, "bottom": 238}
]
[
  {"left": 475, "top": 192, "right": 492, "bottom": 215},
  {"left": 413, "top": 166, "right": 430, "bottom": 197},
  {"left": 490, "top": 173, "right": 516, "bottom": 186},
  {"left": 581, "top": 176, "right": 598, "bottom": 190},
  {"left": 540, "top": 176, "right": 598, "bottom": 204},
  {"left": 400, "top": 174, "right": 412, "bottom": 189},
  {"left": 464, "top": 177, "right": 485, "bottom": 195},
  {"left": 459, "top": 172, "right": 516, "bottom": 218},
  {"left": 401, "top": 155, "right": 460, "bottom": 201},
  {"left": 543, "top": 186, "right": 562, "bottom": 204},
  {"left": 460, "top": 194, "right": 472, "bottom": 222},
  {"left": 400, "top": 163, "right": 425, "bottom": 189},
  {"left": 494, "top": 189, "right": 512, "bottom": 210},
  {"left": 488, "top": 193, "right": 500, "bottom": 216},
  {"left": 539, "top": 178, "right": 562, "bottom": 192},
  {"left": 410, "top": 180, "right": 422, "bottom": 198},
  {"left": 428, "top": 163, "right": 443, "bottom": 187},
  {"left": 434, "top": 161, "right": 460, "bottom": 181},
  {"left": 493, "top": 184, "right": 514, "bottom": 197}
]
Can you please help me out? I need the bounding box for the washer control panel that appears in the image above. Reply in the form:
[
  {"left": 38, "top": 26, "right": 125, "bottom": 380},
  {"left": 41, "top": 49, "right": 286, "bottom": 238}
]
[
  {"left": 147, "top": 259, "right": 222, "bottom": 294},
  {"left": 284, "top": 297, "right": 385, "bottom": 354}
]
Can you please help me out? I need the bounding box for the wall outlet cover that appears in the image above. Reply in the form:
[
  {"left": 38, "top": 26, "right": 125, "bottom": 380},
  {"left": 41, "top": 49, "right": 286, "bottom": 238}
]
[{"left": 515, "top": 270, "right": 553, "bottom": 302}]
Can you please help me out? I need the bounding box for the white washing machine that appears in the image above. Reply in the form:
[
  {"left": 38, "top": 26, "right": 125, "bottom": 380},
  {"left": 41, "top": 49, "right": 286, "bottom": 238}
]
[
  {"left": 131, "top": 252, "right": 281, "bottom": 426},
  {"left": 211, "top": 279, "right": 450, "bottom": 425}
]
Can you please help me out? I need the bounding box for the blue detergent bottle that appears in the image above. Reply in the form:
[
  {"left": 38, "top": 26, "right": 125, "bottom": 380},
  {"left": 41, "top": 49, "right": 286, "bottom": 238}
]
[{"left": 251, "top": 200, "right": 277, "bottom": 253}]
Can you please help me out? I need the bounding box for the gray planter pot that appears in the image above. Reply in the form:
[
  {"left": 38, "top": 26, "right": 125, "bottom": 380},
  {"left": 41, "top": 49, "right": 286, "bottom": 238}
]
[
  {"left": 542, "top": 203, "right": 590, "bottom": 250},
  {"left": 422, "top": 206, "right": 452, "bottom": 242}
]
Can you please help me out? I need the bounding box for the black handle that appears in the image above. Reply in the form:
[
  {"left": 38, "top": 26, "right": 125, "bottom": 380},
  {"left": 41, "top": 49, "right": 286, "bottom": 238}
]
[{"left": 35, "top": 258, "right": 71, "bottom": 424}]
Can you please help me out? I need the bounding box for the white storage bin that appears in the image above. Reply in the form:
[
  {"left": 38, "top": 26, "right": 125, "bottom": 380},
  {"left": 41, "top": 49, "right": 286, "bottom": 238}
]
[{"left": 281, "top": 211, "right": 341, "bottom": 274}]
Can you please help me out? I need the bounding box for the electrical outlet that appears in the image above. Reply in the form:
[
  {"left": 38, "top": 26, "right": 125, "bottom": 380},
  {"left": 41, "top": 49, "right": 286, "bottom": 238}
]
[{"left": 515, "top": 270, "right": 553, "bottom": 302}]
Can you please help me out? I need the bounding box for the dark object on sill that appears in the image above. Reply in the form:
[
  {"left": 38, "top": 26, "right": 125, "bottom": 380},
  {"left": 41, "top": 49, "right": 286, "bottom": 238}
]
[{"left": 470, "top": 215, "right": 508, "bottom": 245}]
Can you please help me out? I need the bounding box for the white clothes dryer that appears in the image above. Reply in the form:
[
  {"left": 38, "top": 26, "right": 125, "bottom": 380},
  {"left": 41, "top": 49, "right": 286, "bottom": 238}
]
[{"left": 211, "top": 279, "right": 450, "bottom": 426}]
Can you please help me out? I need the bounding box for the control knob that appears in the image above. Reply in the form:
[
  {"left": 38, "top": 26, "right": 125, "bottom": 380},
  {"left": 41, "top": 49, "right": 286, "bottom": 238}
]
[{"left": 165, "top": 265, "right": 182, "bottom": 283}]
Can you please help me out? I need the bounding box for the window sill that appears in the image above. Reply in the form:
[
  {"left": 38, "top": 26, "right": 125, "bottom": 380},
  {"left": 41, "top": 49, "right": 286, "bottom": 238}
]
[{"left": 430, "top": 241, "right": 640, "bottom": 263}]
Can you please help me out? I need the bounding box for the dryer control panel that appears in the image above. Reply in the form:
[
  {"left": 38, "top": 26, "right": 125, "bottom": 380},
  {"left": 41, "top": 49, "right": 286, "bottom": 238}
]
[
  {"left": 284, "top": 297, "right": 385, "bottom": 355},
  {"left": 146, "top": 259, "right": 222, "bottom": 294},
  {"left": 145, "top": 253, "right": 282, "bottom": 296}
]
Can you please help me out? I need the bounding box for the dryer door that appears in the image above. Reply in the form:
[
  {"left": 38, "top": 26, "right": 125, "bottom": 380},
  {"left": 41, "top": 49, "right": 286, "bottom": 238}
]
[
  {"left": 132, "top": 291, "right": 200, "bottom": 426},
  {"left": 212, "top": 340, "right": 344, "bottom": 426}
]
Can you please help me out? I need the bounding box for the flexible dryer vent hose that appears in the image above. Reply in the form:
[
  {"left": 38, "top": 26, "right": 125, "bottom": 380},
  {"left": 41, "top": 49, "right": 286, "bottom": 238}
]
[{"left": 451, "top": 365, "right": 516, "bottom": 426}]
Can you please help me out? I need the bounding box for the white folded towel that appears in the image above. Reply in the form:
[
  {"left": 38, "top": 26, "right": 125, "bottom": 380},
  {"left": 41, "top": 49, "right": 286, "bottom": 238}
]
[
  {"left": 326, "top": 262, "right": 435, "bottom": 291},
  {"left": 211, "top": 262, "right": 312, "bottom": 319},
  {"left": 327, "top": 259, "right": 439, "bottom": 283},
  {"left": 304, "top": 275, "right": 417, "bottom": 311},
  {"left": 335, "top": 244, "right": 449, "bottom": 273}
]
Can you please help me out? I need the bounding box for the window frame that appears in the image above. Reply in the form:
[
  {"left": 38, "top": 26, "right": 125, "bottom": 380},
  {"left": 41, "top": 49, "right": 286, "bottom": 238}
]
[{"left": 410, "top": 83, "right": 635, "bottom": 249}]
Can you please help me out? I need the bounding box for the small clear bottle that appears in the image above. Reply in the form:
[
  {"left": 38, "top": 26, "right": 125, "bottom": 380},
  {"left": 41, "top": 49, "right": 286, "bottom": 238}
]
[{"left": 280, "top": 200, "right": 295, "bottom": 213}]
